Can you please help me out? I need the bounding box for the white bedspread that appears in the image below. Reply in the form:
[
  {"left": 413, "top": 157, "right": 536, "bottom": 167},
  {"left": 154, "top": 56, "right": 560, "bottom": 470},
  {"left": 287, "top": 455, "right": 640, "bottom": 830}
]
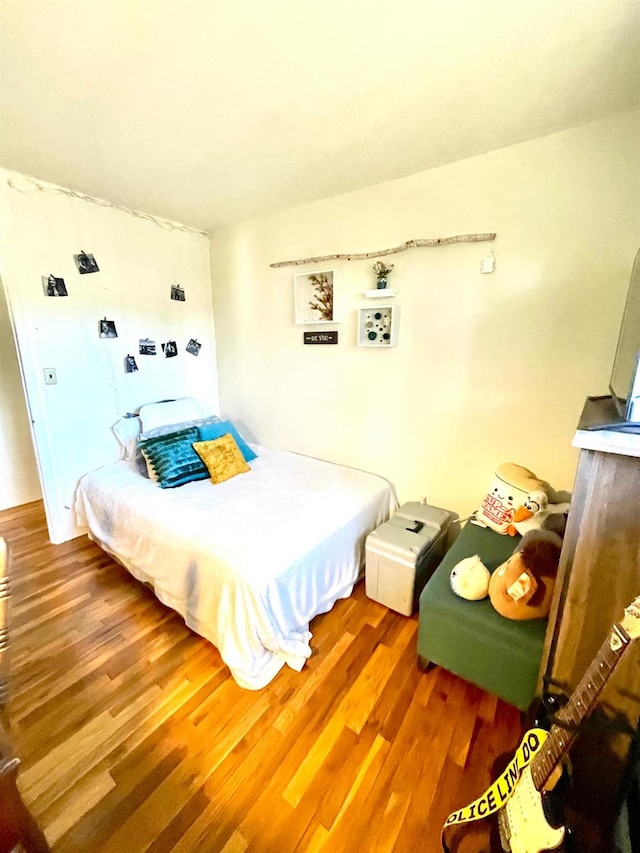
[{"left": 75, "top": 446, "right": 397, "bottom": 689}]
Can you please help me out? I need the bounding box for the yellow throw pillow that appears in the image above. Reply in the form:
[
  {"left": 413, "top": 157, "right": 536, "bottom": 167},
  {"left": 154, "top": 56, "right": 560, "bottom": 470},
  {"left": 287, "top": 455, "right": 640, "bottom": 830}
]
[{"left": 192, "top": 434, "right": 251, "bottom": 484}]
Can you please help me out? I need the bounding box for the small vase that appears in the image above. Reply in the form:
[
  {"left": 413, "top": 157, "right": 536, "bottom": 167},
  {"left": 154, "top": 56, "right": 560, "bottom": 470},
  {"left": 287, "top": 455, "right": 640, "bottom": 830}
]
[{"left": 376, "top": 277, "right": 387, "bottom": 290}]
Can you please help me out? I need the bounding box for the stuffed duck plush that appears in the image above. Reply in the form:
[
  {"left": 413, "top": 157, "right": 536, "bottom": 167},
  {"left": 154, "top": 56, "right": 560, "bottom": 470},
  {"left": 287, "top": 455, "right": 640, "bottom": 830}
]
[{"left": 506, "top": 490, "right": 571, "bottom": 537}]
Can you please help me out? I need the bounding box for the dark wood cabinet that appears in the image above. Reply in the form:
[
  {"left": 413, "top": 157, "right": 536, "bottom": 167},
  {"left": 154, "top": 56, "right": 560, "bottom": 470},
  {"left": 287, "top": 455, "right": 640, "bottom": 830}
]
[{"left": 540, "top": 439, "right": 640, "bottom": 851}]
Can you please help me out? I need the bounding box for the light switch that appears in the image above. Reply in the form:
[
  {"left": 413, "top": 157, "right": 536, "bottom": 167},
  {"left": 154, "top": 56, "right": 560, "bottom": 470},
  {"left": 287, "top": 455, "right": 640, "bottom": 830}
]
[
  {"left": 44, "top": 368, "right": 57, "bottom": 385},
  {"left": 480, "top": 256, "right": 496, "bottom": 274}
]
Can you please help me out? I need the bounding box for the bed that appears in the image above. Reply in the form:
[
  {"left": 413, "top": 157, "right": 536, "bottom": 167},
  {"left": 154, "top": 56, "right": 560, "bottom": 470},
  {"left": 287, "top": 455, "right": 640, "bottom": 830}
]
[{"left": 75, "top": 399, "right": 397, "bottom": 689}]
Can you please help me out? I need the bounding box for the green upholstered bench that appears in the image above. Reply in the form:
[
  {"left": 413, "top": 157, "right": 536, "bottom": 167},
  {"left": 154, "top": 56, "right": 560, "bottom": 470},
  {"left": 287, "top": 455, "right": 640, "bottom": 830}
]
[{"left": 417, "top": 521, "right": 547, "bottom": 711}]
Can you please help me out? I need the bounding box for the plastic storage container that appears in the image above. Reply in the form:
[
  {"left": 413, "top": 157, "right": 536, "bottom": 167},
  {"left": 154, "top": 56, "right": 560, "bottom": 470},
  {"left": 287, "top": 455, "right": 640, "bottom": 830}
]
[{"left": 365, "top": 502, "right": 459, "bottom": 615}]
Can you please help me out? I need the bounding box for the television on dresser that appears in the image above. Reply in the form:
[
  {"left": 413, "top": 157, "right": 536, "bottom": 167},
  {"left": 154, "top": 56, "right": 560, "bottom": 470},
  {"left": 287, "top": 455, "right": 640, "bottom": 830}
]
[{"left": 579, "top": 248, "right": 640, "bottom": 432}]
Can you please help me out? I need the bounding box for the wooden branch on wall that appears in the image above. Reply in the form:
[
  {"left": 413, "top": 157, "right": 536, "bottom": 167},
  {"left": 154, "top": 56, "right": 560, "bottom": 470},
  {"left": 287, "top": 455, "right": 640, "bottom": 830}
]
[{"left": 270, "top": 232, "right": 496, "bottom": 268}]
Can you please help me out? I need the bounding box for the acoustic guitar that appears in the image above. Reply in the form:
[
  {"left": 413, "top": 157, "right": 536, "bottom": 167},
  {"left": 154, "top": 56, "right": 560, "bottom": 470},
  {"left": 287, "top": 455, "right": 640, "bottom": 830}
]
[{"left": 442, "top": 595, "right": 640, "bottom": 853}]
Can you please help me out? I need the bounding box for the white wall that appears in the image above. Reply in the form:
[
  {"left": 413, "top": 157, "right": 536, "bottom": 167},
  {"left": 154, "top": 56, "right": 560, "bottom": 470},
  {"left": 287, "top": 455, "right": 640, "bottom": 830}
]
[
  {"left": 0, "top": 170, "right": 219, "bottom": 542},
  {"left": 211, "top": 110, "right": 640, "bottom": 519},
  {"left": 0, "top": 276, "right": 41, "bottom": 510}
]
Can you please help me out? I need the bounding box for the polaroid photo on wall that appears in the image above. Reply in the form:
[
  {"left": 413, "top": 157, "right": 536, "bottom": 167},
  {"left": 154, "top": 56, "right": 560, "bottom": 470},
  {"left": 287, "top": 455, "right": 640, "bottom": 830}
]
[
  {"left": 170, "top": 284, "right": 185, "bottom": 301},
  {"left": 125, "top": 355, "right": 139, "bottom": 373},
  {"left": 74, "top": 251, "right": 100, "bottom": 274},
  {"left": 162, "top": 340, "right": 178, "bottom": 358},
  {"left": 99, "top": 318, "right": 118, "bottom": 338},
  {"left": 139, "top": 338, "right": 156, "bottom": 355},
  {"left": 185, "top": 338, "right": 201, "bottom": 356},
  {"left": 42, "top": 274, "right": 68, "bottom": 297}
]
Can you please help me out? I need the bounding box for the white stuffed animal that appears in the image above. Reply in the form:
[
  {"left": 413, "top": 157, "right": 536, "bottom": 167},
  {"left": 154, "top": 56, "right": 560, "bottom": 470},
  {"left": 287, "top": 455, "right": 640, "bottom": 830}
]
[
  {"left": 507, "top": 489, "right": 571, "bottom": 536},
  {"left": 450, "top": 555, "right": 491, "bottom": 601}
]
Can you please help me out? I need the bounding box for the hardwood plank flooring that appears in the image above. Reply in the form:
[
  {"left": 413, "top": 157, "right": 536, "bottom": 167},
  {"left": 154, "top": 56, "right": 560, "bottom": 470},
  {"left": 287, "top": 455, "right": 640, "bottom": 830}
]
[{"left": 0, "top": 501, "right": 523, "bottom": 852}]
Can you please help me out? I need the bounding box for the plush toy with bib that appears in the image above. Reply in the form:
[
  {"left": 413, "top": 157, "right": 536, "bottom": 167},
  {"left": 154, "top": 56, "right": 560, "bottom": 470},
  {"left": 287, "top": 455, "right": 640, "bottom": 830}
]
[{"left": 488, "top": 527, "right": 562, "bottom": 620}]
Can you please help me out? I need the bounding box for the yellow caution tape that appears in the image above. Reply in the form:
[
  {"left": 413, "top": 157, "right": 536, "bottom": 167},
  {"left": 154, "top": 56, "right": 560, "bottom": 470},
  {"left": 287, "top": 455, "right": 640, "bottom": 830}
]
[{"left": 441, "top": 728, "right": 548, "bottom": 850}]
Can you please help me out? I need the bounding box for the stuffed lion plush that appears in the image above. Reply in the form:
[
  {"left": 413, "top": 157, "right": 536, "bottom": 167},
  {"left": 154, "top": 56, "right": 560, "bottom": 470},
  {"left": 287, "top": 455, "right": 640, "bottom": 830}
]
[{"left": 488, "top": 528, "right": 562, "bottom": 620}]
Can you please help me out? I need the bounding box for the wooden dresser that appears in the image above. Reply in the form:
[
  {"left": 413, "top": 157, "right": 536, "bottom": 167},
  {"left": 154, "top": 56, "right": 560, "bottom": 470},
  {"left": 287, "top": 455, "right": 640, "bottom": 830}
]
[{"left": 540, "top": 428, "right": 640, "bottom": 851}]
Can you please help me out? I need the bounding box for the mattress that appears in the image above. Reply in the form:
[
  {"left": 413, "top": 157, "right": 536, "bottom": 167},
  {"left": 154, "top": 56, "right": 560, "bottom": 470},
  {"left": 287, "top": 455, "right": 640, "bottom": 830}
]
[{"left": 75, "top": 445, "right": 397, "bottom": 689}]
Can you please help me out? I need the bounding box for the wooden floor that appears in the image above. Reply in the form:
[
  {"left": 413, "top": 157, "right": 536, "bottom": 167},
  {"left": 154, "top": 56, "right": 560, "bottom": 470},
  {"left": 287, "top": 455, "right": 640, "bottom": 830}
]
[{"left": 0, "top": 500, "right": 523, "bottom": 852}]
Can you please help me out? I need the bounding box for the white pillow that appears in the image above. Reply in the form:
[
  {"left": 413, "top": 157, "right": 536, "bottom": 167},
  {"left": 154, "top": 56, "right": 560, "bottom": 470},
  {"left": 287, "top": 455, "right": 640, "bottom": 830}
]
[
  {"left": 138, "top": 397, "right": 204, "bottom": 432},
  {"left": 112, "top": 415, "right": 142, "bottom": 460}
]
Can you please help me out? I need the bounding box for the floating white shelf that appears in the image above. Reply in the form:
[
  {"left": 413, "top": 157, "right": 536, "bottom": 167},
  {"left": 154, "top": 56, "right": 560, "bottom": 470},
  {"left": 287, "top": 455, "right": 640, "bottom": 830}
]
[{"left": 364, "top": 288, "right": 398, "bottom": 298}]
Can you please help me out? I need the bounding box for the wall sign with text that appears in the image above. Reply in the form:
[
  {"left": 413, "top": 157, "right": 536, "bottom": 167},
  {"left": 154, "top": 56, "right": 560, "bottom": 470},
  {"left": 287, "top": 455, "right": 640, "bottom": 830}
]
[{"left": 303, "top": 331, "right": 338, "bottom": 345}]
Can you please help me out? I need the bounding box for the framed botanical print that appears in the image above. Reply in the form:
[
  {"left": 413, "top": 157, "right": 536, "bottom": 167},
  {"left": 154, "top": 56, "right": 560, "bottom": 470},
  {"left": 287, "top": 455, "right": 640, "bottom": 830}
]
[{"left": 294, "top": 268, "right": 337, "bottom": 324}]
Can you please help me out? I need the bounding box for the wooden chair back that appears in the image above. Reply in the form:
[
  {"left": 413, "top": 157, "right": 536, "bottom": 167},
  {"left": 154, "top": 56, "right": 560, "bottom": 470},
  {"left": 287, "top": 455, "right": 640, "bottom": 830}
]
[{"left": 0, "top": 536, "right": 51, "bottom": 853}]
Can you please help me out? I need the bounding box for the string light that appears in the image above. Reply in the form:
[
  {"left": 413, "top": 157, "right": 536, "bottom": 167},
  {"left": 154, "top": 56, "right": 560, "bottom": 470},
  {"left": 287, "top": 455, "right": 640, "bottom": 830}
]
[{"left": 6, "top": 172, "right": 208, "bottom": 236}]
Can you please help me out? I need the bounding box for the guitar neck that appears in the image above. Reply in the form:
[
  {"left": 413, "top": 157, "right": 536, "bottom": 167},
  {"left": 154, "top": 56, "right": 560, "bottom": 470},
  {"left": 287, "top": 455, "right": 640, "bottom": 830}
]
[{"left": 531, "top": 621, "right": 633, "bottom": 791}]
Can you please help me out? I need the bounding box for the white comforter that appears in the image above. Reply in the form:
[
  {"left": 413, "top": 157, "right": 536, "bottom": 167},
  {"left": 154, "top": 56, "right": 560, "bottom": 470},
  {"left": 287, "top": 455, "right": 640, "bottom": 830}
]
[{"left": 75, "top": 446, "right": 397, "bottom": 689}]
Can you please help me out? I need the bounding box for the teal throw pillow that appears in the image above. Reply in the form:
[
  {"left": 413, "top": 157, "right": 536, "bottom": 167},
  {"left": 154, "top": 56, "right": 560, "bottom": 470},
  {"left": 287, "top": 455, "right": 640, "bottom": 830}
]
[
  {"left": 135, "top": 414, "right": 221, "bottom": 478},
  {"left": 138, "top": 426, "right": 208, "bottom": 488},
  {"left": 197, "top": 420, "right": 257, "bottom": 462}
]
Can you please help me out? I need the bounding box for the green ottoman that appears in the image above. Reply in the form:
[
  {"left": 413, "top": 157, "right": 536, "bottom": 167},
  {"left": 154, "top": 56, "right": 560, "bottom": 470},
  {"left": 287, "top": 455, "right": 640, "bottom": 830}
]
[{"left": 417, "top": 521, "right": 547, "bottom": 711}]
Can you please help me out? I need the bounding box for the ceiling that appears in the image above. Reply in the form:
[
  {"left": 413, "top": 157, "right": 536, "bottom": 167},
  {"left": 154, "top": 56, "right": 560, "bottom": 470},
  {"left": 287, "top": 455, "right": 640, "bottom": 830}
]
[{"left": 1, "top": 0, "right": 639, "bottom": 232}]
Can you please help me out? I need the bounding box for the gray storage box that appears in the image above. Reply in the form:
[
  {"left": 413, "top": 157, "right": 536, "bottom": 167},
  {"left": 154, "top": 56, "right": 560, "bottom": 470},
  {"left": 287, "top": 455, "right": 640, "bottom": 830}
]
[{"left": 365, "top": 501, "right": 459, "bottom": 615}]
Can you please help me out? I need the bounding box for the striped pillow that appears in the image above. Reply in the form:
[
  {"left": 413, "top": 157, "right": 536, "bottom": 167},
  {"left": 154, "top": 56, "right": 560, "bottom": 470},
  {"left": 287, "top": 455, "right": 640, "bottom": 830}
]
[
  {"left": 139, "top": 427, "right": 208, "bottom": 488},
  {"left": 135, "top": 414, "right": 221, "bottom": 477}
]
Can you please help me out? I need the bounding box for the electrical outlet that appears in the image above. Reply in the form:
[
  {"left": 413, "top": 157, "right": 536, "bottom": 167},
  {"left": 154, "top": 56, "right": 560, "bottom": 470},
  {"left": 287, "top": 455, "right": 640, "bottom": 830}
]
[{"left": 43, "top": 368, "right": 57, "bottom": 385}]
